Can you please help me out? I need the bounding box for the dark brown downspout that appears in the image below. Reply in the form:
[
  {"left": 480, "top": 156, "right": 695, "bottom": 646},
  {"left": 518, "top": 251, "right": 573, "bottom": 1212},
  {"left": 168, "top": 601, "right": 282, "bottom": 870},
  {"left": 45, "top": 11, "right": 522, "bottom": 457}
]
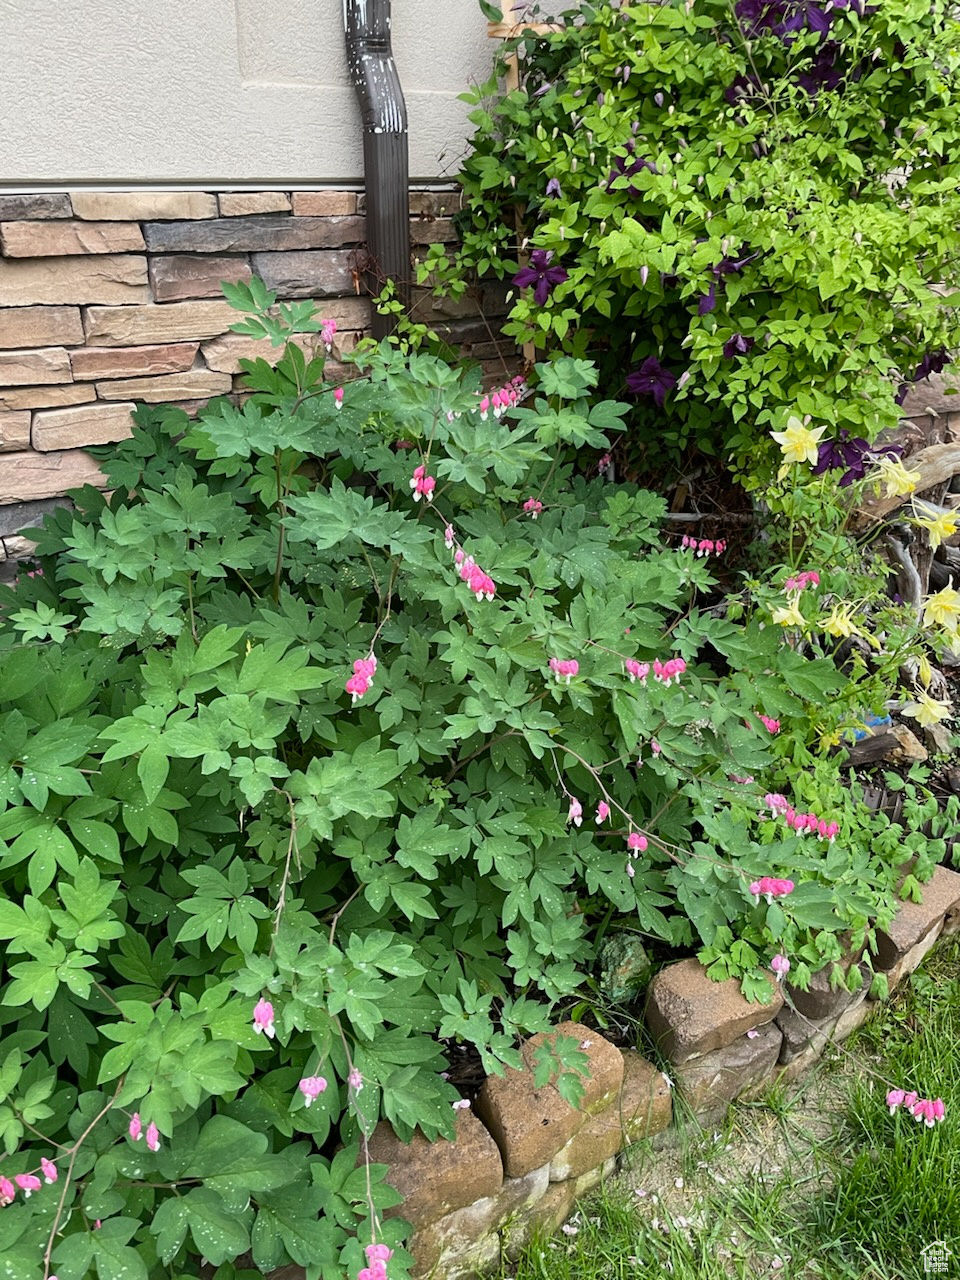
[{"left": 344, "top": 0, "right": 410, "bottom": 340}]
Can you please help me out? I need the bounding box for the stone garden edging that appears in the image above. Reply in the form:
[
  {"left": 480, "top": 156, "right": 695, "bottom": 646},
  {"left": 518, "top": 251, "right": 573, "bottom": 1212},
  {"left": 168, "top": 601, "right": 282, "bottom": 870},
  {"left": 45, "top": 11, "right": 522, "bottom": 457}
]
[{"left": 359, "top": 864, "right": 960, "bottom": 1280}]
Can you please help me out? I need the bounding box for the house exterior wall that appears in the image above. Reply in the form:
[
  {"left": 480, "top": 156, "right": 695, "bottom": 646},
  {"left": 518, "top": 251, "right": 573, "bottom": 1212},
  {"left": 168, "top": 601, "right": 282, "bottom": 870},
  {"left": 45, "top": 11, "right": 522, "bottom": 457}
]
[
  {"left": 1, "top": 0, "right": 491, "bottom": 184},
  {"left": 0, "top": 187, "right": 514, "bottom": 561}
]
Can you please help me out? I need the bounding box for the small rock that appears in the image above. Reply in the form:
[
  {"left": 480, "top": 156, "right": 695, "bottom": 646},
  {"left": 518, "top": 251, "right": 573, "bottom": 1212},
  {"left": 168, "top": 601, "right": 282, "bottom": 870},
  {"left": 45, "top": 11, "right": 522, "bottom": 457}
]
[
  {"left": 923, "top": 723, "right": 953, "bottom": 755},
  {"left": 888, "top": 723, "right": 928, "bottom": 765},
  {"left": 598, "top": 933, "right": 652, "bottom": 1002}
]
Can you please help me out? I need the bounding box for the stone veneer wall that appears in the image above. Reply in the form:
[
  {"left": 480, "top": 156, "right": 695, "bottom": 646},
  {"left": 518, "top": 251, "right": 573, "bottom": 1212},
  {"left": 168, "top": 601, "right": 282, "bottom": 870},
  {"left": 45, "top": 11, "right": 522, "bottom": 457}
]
[
  {"left": 0, "top": 188, "right": 512, "bottom": 565},
  {"left": 360, "top": 863, "right": 960, "bottom": 1280}
]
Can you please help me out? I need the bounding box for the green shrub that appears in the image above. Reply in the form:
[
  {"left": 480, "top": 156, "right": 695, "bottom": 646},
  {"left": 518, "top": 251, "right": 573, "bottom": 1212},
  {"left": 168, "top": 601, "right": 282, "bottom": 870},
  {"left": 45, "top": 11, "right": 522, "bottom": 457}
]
[
  {"left": 0, "top": 281, "right": 946, "bottom": 1279},
  {"left": 428, "top": 0, "right": 960, "bottom": 477}
]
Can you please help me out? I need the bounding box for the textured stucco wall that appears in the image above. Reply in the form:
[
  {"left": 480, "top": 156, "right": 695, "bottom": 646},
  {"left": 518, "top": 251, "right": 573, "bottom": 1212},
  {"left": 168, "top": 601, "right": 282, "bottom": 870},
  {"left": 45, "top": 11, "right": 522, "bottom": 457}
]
[{"left": 0, "top": 0, "right": 492, "bottom": 183}]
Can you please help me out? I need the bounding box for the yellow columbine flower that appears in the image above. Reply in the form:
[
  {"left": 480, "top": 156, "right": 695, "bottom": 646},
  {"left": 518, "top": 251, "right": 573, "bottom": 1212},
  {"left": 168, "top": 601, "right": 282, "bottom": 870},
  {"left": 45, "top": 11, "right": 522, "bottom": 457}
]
[
  {"left": 872, "top": 453, "right": 921, "bottom": 498},
  {"left": 909, "top": 501, "right": 960, "bottom": 551},
  {"left": 923, "top": 585, "right": 960, "bottom": 631},
  {"left": 770, "top": 417, "right": 827, "bottom": 472},
  {"left": 771, "top": 599, "right": 806, "bottom": 627},
  {"left": 918, "top": 653, "right": 933, "bottom": 688},
  {"left": 902, "top": 689, "right": 953, "bottom": 728},
  {"left": 820, "top": 603, "right": 860, "bottom": 638}
]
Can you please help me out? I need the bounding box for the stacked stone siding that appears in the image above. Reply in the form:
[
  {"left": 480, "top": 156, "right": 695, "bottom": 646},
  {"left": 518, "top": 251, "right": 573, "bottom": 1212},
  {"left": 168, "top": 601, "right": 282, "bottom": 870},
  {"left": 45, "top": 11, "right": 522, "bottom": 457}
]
[{"left": 0, "top": 187, "right": 512, "bottom": 561}]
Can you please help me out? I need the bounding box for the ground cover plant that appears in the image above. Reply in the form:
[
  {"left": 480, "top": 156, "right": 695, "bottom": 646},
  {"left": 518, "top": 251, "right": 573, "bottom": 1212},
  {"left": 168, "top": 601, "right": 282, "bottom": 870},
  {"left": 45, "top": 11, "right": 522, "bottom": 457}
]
[
  {"left": 0, "top": 282, "right": 954, "bottom": 1280},
  {"left": 430, "top": 0, "right": 960, "bottom": 479}
]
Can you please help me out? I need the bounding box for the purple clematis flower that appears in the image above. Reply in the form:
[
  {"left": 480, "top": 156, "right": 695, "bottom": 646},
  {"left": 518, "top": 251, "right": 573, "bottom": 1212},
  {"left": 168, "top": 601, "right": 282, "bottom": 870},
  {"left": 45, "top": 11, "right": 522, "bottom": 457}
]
[
  {"left": 607, "top": 142, "right": 658, "bottom": 197},
  {"left": 698, "top": 283, "right": 718, "bottom": 316},
  {"left": 723, "top": 334, "right": 755, "bottom": 359},
  {"left": 914, "top": 348, "right": 950, "bottom": 381},
  {"left": 513, "top": 250, "right": 568, "bottom": 306},
  {"left": 545, "top": 177, "right": 562, "bottom": 199},
  {"left": 627, "top": 357, "right": 677, "bottom": 408},
  {"left": 812, "top": 430, "right": 904, "bottom": 487}
]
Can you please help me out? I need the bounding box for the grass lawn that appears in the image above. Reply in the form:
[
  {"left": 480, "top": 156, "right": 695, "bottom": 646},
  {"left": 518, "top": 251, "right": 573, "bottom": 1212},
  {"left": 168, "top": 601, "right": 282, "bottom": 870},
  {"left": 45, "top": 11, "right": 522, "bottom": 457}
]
[{"left": 504, "top": 937, "right": 960, "bottom": 1280}]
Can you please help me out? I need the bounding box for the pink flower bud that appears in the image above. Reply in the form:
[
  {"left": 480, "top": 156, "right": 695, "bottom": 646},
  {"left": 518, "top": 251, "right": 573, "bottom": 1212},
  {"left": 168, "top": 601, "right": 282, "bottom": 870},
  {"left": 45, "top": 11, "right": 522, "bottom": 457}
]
[
  {"left": 41, "top": 1158, "right": 58, "bottom": 1184},
  {"left": 596, "top": 801, "right": 610, "bottom": 824},
  {"left": 146, "top": 1123, "right": 161, "bottom": 1152},
  {"left": 333, "top": 387, "right": 344, "bottom": 409},
  {"left": 128, "top": 1113, "right": 143, "bottom": 1142}
]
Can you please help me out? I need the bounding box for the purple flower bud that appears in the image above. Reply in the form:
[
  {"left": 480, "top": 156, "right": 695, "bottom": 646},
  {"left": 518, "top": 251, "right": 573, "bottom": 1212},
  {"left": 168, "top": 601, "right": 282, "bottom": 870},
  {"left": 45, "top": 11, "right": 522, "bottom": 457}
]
[
  {"left": 640, "top": 265, "right": 649, "bottom": 286},
  {"left": 597, "top": 92, "right": 605, "bottom": 106},
  {"left": 654, "top": 92, "right": 665, "bottom": 107},
  {"left": 623, "top": 64, "right": 631, "bottom": 82}
]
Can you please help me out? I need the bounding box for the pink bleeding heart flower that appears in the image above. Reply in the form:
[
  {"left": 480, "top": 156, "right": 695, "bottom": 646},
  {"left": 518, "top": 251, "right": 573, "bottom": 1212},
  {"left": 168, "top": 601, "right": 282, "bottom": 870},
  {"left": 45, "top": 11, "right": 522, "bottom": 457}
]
[
  {"left": 624, "top": 659, "right": 650, "bottom": 684},
  {"left": 886, "top": 1088, "right": 905, "bottom": 1114},
  {"left": 358, "top": 1267, "right": 388, "bottom": 1280},
  {"left": 146, "top": 1123, "right": 161, "bottom": 1153},
  {"left": 568, "top": 798, "right": 583, "bottom": 827},
  {"left": 15, "top": 1174, "right": 41, "bottom": 1197},
  {"left": 627, "top": 832, "right": 648, "bottom": 853},
  {"left": 253, "top": 997, "right": 276, "bottom": 1039},
  {"left": 759, "top": 714, "right": 780, "bottom": 734},
  {"left": 444, "top": 524, "right": 455, "bottom": 549},
  {"left": 452, "top": 1098, "right": 471, "bottom": 1110},
  {"left": 523, "top": 497, "right": 544, "bottom": 519},
  {"left": 0, "top": 1176, "right": 15, "bottom": 1206},
  {"left": 596, "top": 801, "right": 610, "bottom": 825},
  {"left": 770, "top": 954, "right": 790, "bottom": 981},
  {"left": 41, "top": 1158, "right": 58, "bottom": 1184},
  {"left": 333, "top": 387, "right": 344, "bottom": 409},
  {"left": 321, "top": 319, "right": 337, "bottom": 350},
  {"left": 409, "top": 465, "right": 436, "bottom": 503},
  {"left": 299, "top": 1076, "right": 328, "bottom": 1107},
  {"left": 128, "top": 1113, "right": 143, "bottom": 1142},
  {"left": 348, "top": 1068, "right": 363, "bottom": 1092},
  {"left": 366, "top": 1245, "right": 394, "bottom": 1264}
]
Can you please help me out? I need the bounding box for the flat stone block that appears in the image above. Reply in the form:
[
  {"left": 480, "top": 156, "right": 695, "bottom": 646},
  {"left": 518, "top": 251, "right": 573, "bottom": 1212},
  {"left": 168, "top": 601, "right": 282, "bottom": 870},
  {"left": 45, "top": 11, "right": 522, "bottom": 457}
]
[
  {"left": 148, "top": 254, "right": 252, "bottom": 302},
  {"left": 201, "top": 332, "right": 319, "bottom": 374},
  {"left": 0, "top": 450, "right": 106, "bottom": 503},
  {"left": 365, "top": 1108, "right": 503, "bottom": 1231},
  {"left": 70, "top": 343, "right": 199, "bottom": 381},
  {"left": 95, "top": 370, "right": 232, "bottom": 403},
  {"left": 645, "top": 958, "right": 783, "bottom": 1064},
  {"left": 219, "top": 192, "right": 292, "bottom": 216},
  {"left": 475, "top": 1024, "right": 621, "bottom": 1180},
  {"left": 0, "top": 496, "right": 71, "bottom": 536},
  {"left": 775, "top": 1005, "right": 833, "bottom": 1066},
  {"left": 548, "top": 1104, "right": 622, "bottom": 1182},
  {"left": 0, "top": 256, "right": 149, "bottom": 306},
  {"left": 0, "top": 384, "right": 94, "bottom": 411},
  {"left": 0, "top": 347, "right": 72, "bottom": 387},
  {"left": 874, "top": 866, "right": 960, "bottom": 970},
  {"left": 573, "top": 1156, "right": 616, "bottom": 1199},
  {"left": 0, "top": 195, "right": 72, "bottom": 220},
  {"left": 32, "top": 402, "right": 135, "bottom": 451},
  {"left": 831, "top": 999, "right": 874, "bottom": 1042},
  {"left": 501, "top": 1179, "right": 578, "bottom": 1262},
  {"left": 673, "top": 1022, "right": 782, "bottom": 1115},
  {"left": 292, "top": 191, "right": 359, "bottom": 216},
  {"left": 787, "top": 961, "right": 868, "bottom": 1023},
  {"left": 410, "top": 1204, "right": 502, "bottom": 1280},
  {"left": 410, "top": 217, "right": 458, "bottom": 245},
  {"left": 84, "top": 300, "right": 238, "bottom": 346},
  {"left": 0, "top": 220, "right": 144, "bottom": 257},
  {"left": 0, "top": 412, "right": 31, "bottom": 452},
  {"left": 144, "top": 215, "right": 366, "bottom": 254},
  {"left": 0, "top": 306, "right": 84, "bottom": 350},
  {"left": 251, "top": 250, "right": 355, "bottom": 298},
  {"left": 617, "top": 1050, "right": 673, "bottom": 1143},
  {"left": 71, "top": 191, "right": 217, "bottom": 221}
]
